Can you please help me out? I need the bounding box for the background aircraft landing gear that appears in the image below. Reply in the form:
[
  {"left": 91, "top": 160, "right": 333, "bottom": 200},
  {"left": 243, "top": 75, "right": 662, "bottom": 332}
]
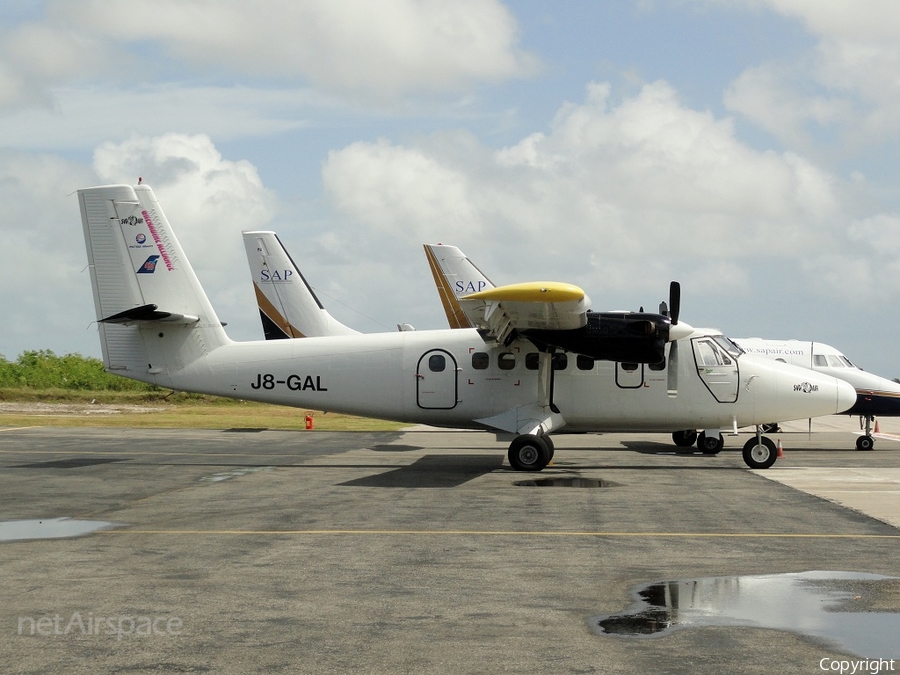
[
  {"left": 672, "top": 430, "right": 698, "bottom": 448},
  {"left": 508, "top": 434, "right": 552, "bottom": 471},
  {"left": 742, "top": 435, "right": 777, "bottom": 469},
  {"left": 697, "top": 430, "right": 723, "bottom": 455},
  {"left": 857, "top": 415, "right": 876, "bottom": 451}
]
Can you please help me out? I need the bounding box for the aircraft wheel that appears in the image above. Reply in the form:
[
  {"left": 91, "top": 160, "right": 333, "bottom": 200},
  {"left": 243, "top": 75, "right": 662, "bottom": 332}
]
[
  {"left": 698, "top": 431, "right": 724, "bottom": 455},
  {"left": 508, "top": 435, "right": 552, "bottom": 472},
  {"left": 672, "top": 430, "right": 698, "bottom": 447},
  {"left": 742, "top": 436, "right": 777, "bottom": 469},
  {"left": 544, "top": 436, "right": 555, "bottom": 461},
  {"left": 856, "top": 435, "right": 875, "bottom": 451}
]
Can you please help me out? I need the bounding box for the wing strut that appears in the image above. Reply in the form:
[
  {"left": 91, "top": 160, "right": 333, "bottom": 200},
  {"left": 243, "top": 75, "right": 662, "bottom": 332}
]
[{"left": 538, "top": 350, "right": 561, "bottom": 414}]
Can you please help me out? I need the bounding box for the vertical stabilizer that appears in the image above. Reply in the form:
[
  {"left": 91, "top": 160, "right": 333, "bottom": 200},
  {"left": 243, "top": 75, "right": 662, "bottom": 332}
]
[
  {"left": 78, "top": 184, "right": 230, "bottom": 383},
  {"left": 243, "top": 231, "right": 359, "bottom": 338},
  {"left": 423, "top": 244, "right": 495, "bottom": 329}
]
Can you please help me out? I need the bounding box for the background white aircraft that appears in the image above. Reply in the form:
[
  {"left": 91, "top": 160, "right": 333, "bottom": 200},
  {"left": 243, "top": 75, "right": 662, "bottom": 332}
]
[
  {"left": 235, "top": 229, "right": 853, "bottom": 470},
  {"left": 424, "top": 243, "right": 900, "bottom": 453}
]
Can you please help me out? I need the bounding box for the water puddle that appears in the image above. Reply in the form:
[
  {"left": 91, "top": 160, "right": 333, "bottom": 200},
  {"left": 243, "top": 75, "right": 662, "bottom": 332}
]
[
  {"left": 592, "top": 571, "right": 900, "bottom": 657},
  {"left": 0, "top": 518, "right": 123, "bottom": 542},
  {"left": 514, "top": 477, "right": 616, "bottom": 488}
]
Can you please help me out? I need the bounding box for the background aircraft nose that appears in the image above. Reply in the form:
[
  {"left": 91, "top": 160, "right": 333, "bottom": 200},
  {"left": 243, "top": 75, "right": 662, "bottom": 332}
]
[{"left": 836, "top": 378, "right": 857, "bottom": 414}]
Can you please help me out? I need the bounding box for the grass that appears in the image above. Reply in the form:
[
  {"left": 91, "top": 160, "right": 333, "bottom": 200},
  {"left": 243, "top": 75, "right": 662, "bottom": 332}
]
[{"left": 0, "top": 388, "right": 408, "bottom": 432}]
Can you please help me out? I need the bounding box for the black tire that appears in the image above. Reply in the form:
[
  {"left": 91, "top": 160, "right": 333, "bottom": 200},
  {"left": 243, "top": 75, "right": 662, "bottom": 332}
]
[
  {"left": 544, "top": 435, "right": 555, "bottom": 461},
  {"left": 698, "top": 431, "right": 724, "bottom": 455},
  {"left": 742, "top": 436, "right": 777, "bottom": 469},
  {"left": 508, "top": 435, "right": 552, "bottom": 471},
  {"left": 672, "top": 430, "right": 698, "bottom": 447},
  {"left": 856, "top": 435, "right": 875, "bottom": 451}
]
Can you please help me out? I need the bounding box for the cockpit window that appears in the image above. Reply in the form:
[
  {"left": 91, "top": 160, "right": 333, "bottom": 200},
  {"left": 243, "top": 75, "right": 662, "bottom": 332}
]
[
  {"left": 813, "top": 354, "right": 828, "bottom": 367},
  {"left": 695, "top": 340, "right": 730, "bottom": 367},
  {"left": 827, "top": 355, "right": 844, "bottom": 368},
  {"left": 713, "top": 335, "right": 743, "bottom": 359},
  {"left": 839, "top": 355, "right": 857, "bottom": 369}
]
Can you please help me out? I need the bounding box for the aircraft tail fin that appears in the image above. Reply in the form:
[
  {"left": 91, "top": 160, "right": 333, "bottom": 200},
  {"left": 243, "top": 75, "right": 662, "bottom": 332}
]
[
  {"left": 78, "top": 183, "right": 229, "bottom": 383},
  {"left": 423, "top": 243, "right": 495, "bottom": 329},
  {"left": 243, "top": 231, "right": 359, "bottom": 339}
]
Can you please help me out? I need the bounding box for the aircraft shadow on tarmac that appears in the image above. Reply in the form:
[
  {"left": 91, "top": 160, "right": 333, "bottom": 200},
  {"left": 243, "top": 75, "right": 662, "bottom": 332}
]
[
  {"left": 11, "top": 457, "right": 129, "bottom": 469},
  {"left": 338, "top": 454, "right": 504, "bottom": 488},
  {"left": 621, "top": 440, "right": 731, "bottom": 456},
  {"left": 369, "top": 444, "right": 424, "bottom": 453}
]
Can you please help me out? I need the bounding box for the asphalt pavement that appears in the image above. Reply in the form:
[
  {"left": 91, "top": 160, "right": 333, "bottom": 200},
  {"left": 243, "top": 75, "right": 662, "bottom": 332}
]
[{"left": 2, "top": 419, "right": 900, "bottom": 674}]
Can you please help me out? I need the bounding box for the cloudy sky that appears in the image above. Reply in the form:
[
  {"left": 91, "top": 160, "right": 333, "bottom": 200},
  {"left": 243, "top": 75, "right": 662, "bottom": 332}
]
[{"left": 3, "top": 0, "right": 900, "bottom": 378}]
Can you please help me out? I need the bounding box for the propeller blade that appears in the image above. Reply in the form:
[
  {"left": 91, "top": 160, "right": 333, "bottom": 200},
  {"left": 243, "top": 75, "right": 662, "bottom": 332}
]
[
  {"left": 667, "top": 341, "right": 679, "bottom": 398},
  {"left": 659, "top": 300, "right": 669, "bottom": 317},
  {"left": 669, "top": 281, "right": 681, "bottom": 325}
]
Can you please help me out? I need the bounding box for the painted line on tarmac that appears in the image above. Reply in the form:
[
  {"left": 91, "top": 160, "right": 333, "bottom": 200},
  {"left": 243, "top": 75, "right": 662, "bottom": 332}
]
[{"left": 97, "top": 529, "right": 900, "bottom": 539}]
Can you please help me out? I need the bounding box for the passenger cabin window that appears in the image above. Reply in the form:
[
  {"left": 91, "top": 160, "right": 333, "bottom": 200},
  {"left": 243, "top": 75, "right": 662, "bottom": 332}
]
[
  {"left": 648, "top": 359, "right": 665, "bottom": 371},
  {"left": 813, "top": 354, "right": 828, "bottom": 367},
  {"left": 620, "top": 362, "right": 638, "bottom": 372},
  {"left": 577, "top": 355, "right": 595, "bottom": 370},
  {"left": 498, "top": 352, "right": 516, "bottom": 370},
  {"left": 524, "top": 353, "right": 569, "bottom": 370},
  {"left": 472, "top": 352, "right": 489, "bottom": 370},
  {"left": 429, "top": 354, "right": 446, "bottom": 372}
]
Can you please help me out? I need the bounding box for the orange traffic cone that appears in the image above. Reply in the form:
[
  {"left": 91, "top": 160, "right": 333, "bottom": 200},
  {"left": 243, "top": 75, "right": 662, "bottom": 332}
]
[
  {"left": 776, "top": 439, "right": 784, "bottom": 458},
  {"left": 875, "top": 419, "right": 881, "bottom": 434}
]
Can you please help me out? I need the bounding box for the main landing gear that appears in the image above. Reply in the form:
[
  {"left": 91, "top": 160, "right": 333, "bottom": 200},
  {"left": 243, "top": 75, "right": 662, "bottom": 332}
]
[{"left": 507, "top": 434, "right": 555, "bottom": 471}]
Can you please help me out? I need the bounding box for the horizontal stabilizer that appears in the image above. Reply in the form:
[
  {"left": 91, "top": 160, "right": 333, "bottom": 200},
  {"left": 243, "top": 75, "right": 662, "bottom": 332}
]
[{"left": 99, "top": 304, "right": 200, "bottom": 325}]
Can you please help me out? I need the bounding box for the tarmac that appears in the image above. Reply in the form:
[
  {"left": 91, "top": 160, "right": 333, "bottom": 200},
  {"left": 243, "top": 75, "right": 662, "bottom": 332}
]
[{"left": 3, "top": 416, "right": 900, "bottom": 674}]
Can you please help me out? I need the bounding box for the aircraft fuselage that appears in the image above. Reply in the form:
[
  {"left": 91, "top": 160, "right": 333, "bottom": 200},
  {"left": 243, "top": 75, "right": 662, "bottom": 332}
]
[{"left": 128, "top": 326, "right": 853, "bottom": 433}]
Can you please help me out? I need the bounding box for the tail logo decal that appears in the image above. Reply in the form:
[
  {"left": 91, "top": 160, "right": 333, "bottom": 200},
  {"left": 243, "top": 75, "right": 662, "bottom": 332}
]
[
  {"left": 137, "top": 255, "right": 160, "bottom": 274},
  {"left": 141, "top": 209, "right": 175, "bottom": 271}
]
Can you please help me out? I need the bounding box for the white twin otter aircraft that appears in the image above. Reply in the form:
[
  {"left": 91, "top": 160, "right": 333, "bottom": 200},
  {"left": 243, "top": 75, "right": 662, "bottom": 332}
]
[{"left": 78, "top": 183, "right": 855, "bottom": 472}]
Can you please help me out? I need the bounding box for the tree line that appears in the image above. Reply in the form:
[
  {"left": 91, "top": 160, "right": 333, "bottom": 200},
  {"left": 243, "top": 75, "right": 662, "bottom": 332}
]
[{"left": 0, "top": 350, "right": 157, "bottom": 392}]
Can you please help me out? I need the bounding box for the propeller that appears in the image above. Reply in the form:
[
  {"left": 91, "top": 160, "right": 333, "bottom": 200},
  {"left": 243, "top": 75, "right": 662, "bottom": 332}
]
[
  {"left": 665, "top": 281, "right": 690, "bottom": 398},
  {"left": 669, "top": 281, "right": 680, "bottom": 326}
]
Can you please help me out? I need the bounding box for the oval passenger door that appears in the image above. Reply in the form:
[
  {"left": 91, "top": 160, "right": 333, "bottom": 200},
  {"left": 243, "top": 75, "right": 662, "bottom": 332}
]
[{"left": 417, "top": 350, "right": 458, "bottom": 409}]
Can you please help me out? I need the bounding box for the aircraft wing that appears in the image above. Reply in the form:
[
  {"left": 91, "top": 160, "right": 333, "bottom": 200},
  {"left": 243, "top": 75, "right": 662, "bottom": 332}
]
[{"left": 459, "top": 281, "right": 591, "bottom": 346}]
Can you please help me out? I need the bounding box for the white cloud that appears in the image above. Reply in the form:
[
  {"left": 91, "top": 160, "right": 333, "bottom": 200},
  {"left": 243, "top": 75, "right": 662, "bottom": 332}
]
[
  {"left": 0, "top": 0, "right": 536, "bottom": 114},
  {"left": 755, "top": 0, "right": 900, "bottom": 41},
  {"left": 0, "top": 151, "right": 101, "bottom": 359},
  {"left": 320, "top": 81, "right": 845, "bottom": 306},
  {"left": 709, "top": 0, "right": 900, "bottom": 153}
]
